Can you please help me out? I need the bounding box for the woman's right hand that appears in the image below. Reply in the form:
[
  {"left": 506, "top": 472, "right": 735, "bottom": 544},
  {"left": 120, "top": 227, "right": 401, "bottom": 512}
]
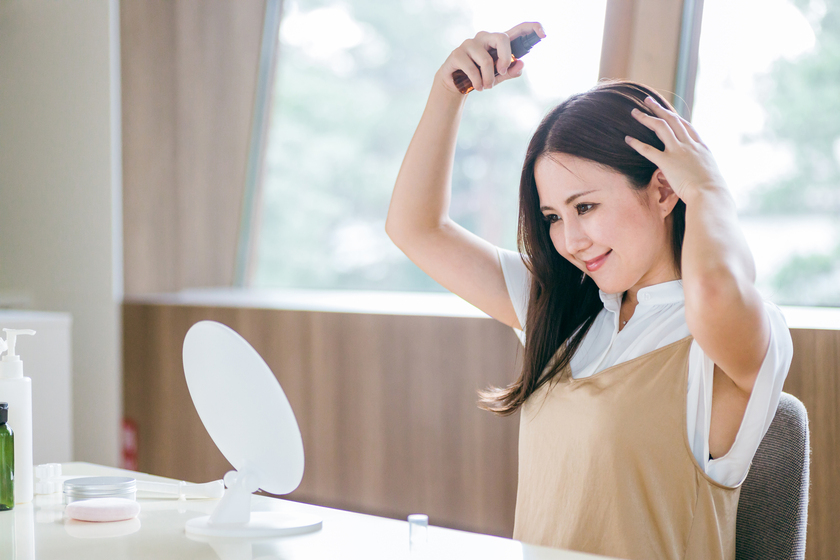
[{"left": 437, "top": 22, "right": 546, "bottom": 95}]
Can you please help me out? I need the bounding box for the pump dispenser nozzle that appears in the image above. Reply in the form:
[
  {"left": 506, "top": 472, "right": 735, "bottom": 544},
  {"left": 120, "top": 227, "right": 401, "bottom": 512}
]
[
  {"left": 0, "top": 329, "right": 35, "bottom": 379},
  {"left": 2, "top": 329, "right": 35, "bottom": 362}
]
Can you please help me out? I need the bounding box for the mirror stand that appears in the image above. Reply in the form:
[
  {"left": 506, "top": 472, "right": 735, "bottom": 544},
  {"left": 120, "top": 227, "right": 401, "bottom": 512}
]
[{"left": 185, "top": 469, "right": 321, "bottom": 538}]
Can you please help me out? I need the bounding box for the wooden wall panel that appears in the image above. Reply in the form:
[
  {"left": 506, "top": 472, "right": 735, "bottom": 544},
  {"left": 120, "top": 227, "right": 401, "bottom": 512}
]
[
  {"left": 783, "top": 329, "right": 840, "bottom": 560},
  {"left": 120, "top": 0, "right": 266, "bottom": 294},
  {"left": 123, "top": 303, "right": 522, "bottom": 537},
  {"left": 123, "top": 302, "right": 837, "bottom": 554}
]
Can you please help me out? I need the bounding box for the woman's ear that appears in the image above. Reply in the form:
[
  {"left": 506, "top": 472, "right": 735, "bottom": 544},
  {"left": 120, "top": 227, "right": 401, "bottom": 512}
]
[{"left": 651, "top": 169, "right": 679, "bottom": 217}]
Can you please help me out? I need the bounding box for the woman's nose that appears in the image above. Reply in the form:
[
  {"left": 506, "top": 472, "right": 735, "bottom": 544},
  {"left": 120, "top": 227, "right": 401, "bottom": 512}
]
[{"left": 563, "top": 220, "right": 592, "bottom": 256}]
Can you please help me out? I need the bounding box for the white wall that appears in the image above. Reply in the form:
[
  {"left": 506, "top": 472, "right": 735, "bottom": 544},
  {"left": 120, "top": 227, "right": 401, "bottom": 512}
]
[{"left": 0, "top": 0, "right": 122, "bottom": 466}]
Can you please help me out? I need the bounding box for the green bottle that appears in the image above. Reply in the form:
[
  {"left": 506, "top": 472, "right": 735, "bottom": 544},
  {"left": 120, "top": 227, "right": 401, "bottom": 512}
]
[{"left": 0, "top": 402, "right": 13, "bottom": 510}]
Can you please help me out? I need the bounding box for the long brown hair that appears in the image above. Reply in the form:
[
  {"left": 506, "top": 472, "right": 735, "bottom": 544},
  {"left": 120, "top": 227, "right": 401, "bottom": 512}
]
[{"left": 479, "top": 80, "right": 687, "bottom": 415}]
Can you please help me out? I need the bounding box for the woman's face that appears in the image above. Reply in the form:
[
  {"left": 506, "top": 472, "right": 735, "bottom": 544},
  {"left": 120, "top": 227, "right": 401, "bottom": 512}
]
[{"left": 534, "top": 153, "right": 679, "bottom": 296}]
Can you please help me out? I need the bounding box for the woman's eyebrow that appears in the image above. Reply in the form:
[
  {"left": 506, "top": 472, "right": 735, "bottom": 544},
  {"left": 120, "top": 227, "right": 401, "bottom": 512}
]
[
  {"left": 540, "top": 190, "right": 599, "bottom": 212},
  {"left": 565, "top": 189, "right": 597, "bottom": 205}
]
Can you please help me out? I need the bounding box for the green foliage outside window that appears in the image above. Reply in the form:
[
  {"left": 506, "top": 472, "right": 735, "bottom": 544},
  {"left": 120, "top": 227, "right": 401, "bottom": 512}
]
[
  {"left": 255, "top": 0, "right": 532, "bottom": 292},
  {"left": 255, "top": 0, "right": 840, "bottom": 307},
  {"left": 752, "top": 0, "right": 840, "bottom": 305}
]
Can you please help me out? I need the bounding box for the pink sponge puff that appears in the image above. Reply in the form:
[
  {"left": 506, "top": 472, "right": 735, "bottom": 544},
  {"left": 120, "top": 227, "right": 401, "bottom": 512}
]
[{"left": 65, "top": 498, "right": 141, "bottom": 522}]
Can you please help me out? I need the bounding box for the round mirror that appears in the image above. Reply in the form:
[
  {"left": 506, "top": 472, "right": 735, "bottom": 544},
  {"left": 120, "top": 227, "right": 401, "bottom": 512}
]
[
  {"left": 183, "top": 321, "right": 320, "bottom": 538},
  {"left": 183, "top": 320, "right": 304, "bottom": 495}
]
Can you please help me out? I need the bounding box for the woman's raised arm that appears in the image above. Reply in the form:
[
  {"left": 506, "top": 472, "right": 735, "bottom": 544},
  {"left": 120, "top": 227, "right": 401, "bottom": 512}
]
[
  {"left": 385, "top": 22, "right": 544, "bottom": 330},
  {"left": 625, "top": 95, "right": 770, "bottom": 394}
]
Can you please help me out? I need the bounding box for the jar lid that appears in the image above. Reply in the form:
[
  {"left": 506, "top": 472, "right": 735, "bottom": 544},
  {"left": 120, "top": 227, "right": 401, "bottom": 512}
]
[{"left": 63, "top": 476, "right": 137, "bottom": 498}]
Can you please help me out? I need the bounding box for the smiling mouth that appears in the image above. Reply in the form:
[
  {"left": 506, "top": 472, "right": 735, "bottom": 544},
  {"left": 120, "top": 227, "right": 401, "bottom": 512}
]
[{"left": 584, "top": 250, "right": 611, "bottom": 272}]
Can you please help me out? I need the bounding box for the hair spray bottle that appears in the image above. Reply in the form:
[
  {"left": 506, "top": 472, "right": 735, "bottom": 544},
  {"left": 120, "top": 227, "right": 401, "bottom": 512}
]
[{"left": 452, "top": 31, "right": 542, "bottom": 94}]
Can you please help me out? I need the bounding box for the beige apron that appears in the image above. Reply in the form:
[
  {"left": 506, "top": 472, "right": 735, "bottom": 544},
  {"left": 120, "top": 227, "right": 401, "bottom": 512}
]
[{"left": 513, "top": 336, "right": 741, "bottom": 560}]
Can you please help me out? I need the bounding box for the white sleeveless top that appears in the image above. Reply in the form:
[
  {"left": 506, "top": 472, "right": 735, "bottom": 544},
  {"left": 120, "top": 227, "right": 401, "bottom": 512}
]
[{"left": 497, "top": 247, "right": 794, "bottom": 487}]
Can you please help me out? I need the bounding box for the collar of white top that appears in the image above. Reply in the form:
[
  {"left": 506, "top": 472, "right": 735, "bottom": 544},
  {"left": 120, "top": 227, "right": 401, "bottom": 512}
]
[{"left": 598, "top": 279, "right": 685, "bottom": 312}]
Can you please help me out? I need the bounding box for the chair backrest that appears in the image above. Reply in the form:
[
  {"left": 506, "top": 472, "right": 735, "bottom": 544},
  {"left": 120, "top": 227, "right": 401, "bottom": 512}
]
[{"left": 735, "top": 392, "right": 810, "bottom": 560}]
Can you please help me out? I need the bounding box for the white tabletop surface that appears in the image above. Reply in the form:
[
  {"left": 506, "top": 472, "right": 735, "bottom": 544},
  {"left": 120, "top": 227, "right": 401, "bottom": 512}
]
[{"left": 0, "top": 462, "right": 614, "bottom": 560}]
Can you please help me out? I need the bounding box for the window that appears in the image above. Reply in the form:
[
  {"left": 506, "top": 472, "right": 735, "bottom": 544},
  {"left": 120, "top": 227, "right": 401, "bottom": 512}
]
[
  {"left": 692, "top": 0, "right": 840, "bottom": 306},
  {"left": 252, "top": 0, "right": 607, "bottom": 291}
]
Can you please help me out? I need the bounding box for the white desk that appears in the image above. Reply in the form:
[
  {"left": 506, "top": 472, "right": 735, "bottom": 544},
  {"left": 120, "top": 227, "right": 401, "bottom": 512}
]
[{"left": 0, "top": 463, "right": 613, "bottom": 560}]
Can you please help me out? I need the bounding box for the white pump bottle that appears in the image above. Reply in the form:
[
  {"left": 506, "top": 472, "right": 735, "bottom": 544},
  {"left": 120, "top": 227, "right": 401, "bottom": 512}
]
[{"left": 0, "top": 328, "right": 36, "bottom": 503}]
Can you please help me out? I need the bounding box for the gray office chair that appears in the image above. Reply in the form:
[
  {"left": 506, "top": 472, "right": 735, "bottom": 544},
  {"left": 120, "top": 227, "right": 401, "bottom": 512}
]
[{"left": 735, "top": 392, "right": 810, "bottom": 560}]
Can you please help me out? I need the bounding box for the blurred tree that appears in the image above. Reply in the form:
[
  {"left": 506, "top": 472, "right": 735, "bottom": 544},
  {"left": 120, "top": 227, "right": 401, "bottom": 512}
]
[
  {"left": 771, "top": 246, "right": 840, "bottom": 305},
  {"left": 751, "top": 0, "right": 840, "bottom": 305},
  {"left": 751, "top": 0, "right": 840, "bottom": 213},
  {"left": 254, "top": 0, "right": 535, "bottom": 291}
]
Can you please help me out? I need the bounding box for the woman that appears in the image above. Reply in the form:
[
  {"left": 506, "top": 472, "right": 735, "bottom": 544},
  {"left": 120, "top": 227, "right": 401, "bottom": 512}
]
[{"left": 385, "top": 21, "right": 792, "bottom": 560}]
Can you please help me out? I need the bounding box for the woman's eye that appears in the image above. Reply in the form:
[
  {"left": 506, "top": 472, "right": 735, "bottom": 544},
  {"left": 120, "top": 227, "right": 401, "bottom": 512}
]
[
  {"left": 542, "top": 214, "right": 560, "bottom": 224},
  {"left": 576, "top": 203, "right": 595, "bottom": 215}
]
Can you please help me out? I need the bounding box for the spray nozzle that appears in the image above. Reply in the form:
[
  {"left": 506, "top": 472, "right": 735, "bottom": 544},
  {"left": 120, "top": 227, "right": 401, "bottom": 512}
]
[{"left": 2, "top": 328, "right": 36, "bottom": 361}]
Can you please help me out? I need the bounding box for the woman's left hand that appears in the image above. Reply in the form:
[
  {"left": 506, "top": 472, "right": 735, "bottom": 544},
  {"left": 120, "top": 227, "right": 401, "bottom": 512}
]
[{"left": 624, "top": 96, "right": 727, "bottom": 202}]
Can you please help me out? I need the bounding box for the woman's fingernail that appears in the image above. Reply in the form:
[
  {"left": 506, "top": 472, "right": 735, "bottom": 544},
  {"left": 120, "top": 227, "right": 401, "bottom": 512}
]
[{"left": 645, "top": 96, "right": 658, "bottom": 105}]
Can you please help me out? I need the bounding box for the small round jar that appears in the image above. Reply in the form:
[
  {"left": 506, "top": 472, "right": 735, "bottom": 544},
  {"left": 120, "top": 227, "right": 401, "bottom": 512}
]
[{"left": 63, "top": 476, "right": 137, "bottom": 504}]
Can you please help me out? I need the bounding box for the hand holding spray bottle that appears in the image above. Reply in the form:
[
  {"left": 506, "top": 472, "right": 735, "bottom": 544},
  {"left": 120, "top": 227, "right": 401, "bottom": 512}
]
[{"left": 451, "top": 29, "right": 543, "bottom": 94}]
